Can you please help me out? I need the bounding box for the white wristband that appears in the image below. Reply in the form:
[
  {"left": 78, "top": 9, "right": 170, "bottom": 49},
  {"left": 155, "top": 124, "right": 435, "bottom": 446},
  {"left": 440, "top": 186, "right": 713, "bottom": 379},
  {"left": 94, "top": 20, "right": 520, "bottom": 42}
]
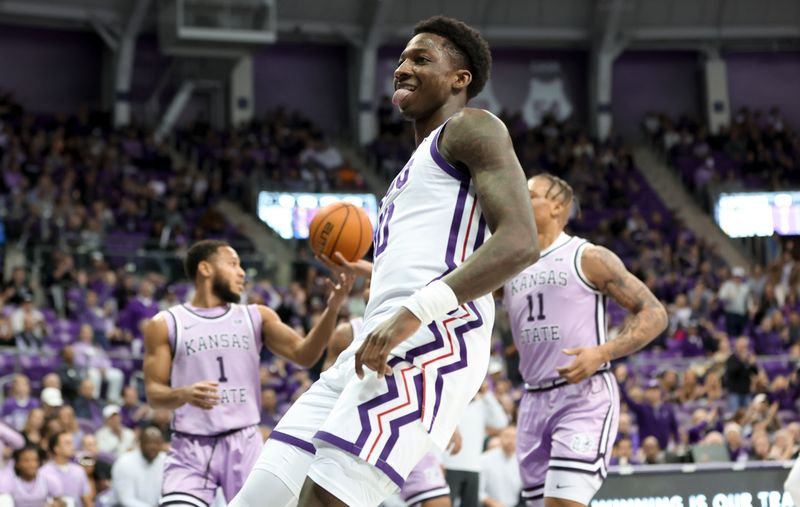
[{"left": 402, "top": 280, "right": 460, "bottom": 325}]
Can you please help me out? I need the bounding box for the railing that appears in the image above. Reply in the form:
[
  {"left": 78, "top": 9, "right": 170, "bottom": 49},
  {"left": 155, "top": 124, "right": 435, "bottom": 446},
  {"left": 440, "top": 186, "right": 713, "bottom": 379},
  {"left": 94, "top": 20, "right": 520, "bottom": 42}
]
[
  {"left": 27, "top": 243, "right": 274, "bottom": 283},
  {"left": 0, "top": 348, "right": 145, "bottom": 406}
]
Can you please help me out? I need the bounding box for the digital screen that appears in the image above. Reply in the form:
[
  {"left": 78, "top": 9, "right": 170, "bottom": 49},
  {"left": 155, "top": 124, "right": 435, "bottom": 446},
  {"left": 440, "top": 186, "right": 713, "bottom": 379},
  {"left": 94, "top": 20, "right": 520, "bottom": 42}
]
[
  {"left": 715, "top": 192, "right": 800, "bottom": 238},
  {"left": 594, "top": 463, "right": 795, "bottom": 507},
  {"left": 256, "top": 191, "right": 379, "bottom": 240}
]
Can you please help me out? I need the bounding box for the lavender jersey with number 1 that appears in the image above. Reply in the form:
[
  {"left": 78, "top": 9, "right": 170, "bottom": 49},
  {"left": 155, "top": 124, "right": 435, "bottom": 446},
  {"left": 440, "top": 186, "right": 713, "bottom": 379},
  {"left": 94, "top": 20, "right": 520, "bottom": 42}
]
[
  {"left": 165, "top": 303, "right": 263, "bottom": 435},
  {"left": 158, "top": 303, "right": 264, "bottom": 506}
]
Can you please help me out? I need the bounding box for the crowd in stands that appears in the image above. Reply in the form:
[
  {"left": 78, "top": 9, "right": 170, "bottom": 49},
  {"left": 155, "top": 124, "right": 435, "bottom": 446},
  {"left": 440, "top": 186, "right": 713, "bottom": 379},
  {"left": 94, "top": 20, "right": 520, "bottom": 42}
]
[
  {"left": 643, "top": 106, "right": 800, "bottom": 209},
  {"left": 0, "top": 86, "right": 798, "bottom": 506}
]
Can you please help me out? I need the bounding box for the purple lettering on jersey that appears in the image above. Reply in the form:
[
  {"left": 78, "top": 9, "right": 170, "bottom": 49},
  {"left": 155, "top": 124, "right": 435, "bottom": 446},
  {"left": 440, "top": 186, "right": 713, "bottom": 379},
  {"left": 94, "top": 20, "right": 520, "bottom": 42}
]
[
  {"left": 374, "top": 202, "right": 395, "bottom": 258},
  {"left": 395, "top": 157, "right": 413, "bottom": 189}
]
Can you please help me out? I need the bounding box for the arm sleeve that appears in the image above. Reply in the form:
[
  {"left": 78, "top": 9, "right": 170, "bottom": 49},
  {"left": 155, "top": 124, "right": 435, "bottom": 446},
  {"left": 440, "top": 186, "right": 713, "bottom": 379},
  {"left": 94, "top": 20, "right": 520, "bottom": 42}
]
[
  {"left": 0, "top": 421, "right": 24, "bottom": 450},
  {"left": 112, "top": 457, "right": 153, "bottom": 507}
]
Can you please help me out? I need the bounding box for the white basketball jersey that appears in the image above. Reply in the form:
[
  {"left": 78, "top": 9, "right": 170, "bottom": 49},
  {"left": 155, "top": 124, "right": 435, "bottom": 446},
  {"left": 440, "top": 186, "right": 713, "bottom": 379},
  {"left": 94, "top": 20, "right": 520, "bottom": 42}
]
[{"left": 363, "top": 117, "right": 495, "bottom": 362}]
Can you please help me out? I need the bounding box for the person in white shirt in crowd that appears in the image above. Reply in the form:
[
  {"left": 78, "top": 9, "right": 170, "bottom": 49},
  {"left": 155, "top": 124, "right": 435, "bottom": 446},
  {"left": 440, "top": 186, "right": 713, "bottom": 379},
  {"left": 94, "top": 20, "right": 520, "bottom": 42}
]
[
  {"left": 479, "top": 425, "right": 521, "bottom": 507},
  {"left": 112, "top": 427, "right": 166, "bottom": 507},
  {"left": 95, "top": 405, "right": 135, "bottom": 459},
  {"left": 718, "top": 267, "right": 751, "bottom": 338},
  {"left": 443, "top": 380, "right": 509, "bottom": 507},
  {"left": 9, "top": 293, "right": 45, "bottom": 336},
  {"left": 73, "top": 324, "right": 124, "bottom": 403}
]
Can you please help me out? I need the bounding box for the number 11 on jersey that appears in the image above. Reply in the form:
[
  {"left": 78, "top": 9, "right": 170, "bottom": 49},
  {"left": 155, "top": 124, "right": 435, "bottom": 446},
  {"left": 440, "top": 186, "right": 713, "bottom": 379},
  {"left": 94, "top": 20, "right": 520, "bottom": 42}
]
[{"left": 526, "top": 293, "right": 546, "bottom": 321}]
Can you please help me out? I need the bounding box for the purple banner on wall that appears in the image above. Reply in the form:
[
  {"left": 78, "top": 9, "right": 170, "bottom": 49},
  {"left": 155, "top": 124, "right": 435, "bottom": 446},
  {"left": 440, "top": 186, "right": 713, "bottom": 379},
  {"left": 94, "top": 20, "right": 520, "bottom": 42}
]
[
  {"left": 252, "top": 42, "right": 350, "bottom": 133},
  {"left": 612, "top": 50, "right": 702, "bottom": 137},
  {"left": 725, "top": 51, "right": 800, "bottom": 127},
  {"left": 0, "top": 24, "right": 103, "bottom": 113}
]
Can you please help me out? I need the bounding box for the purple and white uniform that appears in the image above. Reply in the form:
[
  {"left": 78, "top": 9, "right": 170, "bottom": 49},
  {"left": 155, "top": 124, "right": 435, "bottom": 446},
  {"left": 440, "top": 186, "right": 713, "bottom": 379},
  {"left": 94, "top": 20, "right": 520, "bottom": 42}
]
[
  {"left": 159, "top": 303, "right": 263, "bottom": 507},
  {"left": 503, "top": 233, "right": 619, "bottom": 505},
  {"left": 400, "top": 452, "right": 450, "bottom": 507},
  {"left": 259, "top": 117, "right": 494, "bottom": 504}
]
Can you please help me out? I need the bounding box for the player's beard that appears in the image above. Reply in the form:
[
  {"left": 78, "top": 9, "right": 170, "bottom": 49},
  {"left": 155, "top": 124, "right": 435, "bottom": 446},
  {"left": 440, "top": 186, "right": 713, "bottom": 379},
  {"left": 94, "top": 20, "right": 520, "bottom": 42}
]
[{"left": 211, "top": 273, "right": 240, "bottom": 304}]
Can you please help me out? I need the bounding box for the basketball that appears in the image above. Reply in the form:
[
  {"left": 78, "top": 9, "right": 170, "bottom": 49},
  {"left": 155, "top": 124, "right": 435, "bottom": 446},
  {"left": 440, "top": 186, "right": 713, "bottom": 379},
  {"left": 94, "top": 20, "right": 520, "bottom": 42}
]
[{"left": 308, "top": 202, "right": 373, "bottom": 262}]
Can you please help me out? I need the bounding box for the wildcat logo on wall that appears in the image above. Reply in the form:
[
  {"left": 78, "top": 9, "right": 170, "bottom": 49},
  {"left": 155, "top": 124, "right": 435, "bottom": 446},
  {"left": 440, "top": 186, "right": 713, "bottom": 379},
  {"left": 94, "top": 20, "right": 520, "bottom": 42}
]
[{"left": 522, "top": 61, "right": 573, "bottom": 127}]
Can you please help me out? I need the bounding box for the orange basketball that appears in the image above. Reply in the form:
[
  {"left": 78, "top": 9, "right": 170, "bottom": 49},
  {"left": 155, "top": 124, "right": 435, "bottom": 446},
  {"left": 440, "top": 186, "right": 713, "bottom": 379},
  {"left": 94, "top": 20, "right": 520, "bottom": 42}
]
[{"left": 308, "top": 202, "right": 373, "bottom": 262}]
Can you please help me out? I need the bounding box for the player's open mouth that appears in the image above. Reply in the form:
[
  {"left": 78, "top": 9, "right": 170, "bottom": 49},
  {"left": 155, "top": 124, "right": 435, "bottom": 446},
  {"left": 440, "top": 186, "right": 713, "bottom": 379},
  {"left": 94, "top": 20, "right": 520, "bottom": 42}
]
[{"left": 392, "top": 85, "right": 416, "bottom": 107}]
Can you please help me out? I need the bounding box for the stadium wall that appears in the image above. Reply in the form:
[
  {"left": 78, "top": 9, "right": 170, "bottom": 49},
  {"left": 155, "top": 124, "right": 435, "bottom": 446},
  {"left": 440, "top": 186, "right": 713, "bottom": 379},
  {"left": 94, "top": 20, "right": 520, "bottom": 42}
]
[
  {"left": 0, "top": 24, "right": 102, "bottom": 113},
  {"left": 725, "top": 51, "right": 800, "bottom": 126},
  {"left": 612, "top": 50, "right": 703, "bottom": 138}
]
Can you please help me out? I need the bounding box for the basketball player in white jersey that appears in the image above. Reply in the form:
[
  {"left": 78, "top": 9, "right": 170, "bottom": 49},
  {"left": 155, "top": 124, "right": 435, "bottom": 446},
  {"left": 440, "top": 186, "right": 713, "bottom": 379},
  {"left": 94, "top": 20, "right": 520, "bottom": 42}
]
[
  {"left": 503, "top": 175, "right": 667, "bottom": 507},
  {"left": 230, "top": 15, "right": 538, "bottom": 507},
  {"left": 322, "top": 282, "right": 454, "bottom": 507},
  {"left": 143, "top": 240, "right": 352, "bottom": 506}
]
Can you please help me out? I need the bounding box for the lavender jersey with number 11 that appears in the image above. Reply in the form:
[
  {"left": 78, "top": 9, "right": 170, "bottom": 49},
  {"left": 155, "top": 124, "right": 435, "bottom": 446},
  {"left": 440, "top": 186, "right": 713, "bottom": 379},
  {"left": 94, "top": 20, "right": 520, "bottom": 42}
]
[
  {"left": 503, "top": 233, "right": 609, "bottom": 388},
  {"left": 164, "top": 303, "right": 263, "bottom": 436}
]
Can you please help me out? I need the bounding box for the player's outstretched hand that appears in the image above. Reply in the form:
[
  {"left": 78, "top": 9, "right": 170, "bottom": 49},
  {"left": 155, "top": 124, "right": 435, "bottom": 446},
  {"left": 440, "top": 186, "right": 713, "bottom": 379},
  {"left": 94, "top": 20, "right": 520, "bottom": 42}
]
[
  {"left": 317, "top": 252, "right": 373, "bottom": 280},
  {"left": 184, "top": 381, "right": 220, "bottom": 410},
  {"left": 326, "top": 272, "right": 355, "bottom": 309},
  {"left": 355, "top": 308, "right": 420, "bottom": 379},
  {"left": 556, "top": 347, "right": 610, "bottom": 384}
]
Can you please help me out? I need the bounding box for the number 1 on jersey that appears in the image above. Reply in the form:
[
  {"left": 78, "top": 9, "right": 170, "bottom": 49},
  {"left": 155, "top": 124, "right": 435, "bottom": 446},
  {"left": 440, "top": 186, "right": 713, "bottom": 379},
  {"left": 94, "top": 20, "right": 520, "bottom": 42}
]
[
  {"left": 526, "top": 293, "right": 546, "bottom": 321},
  {"left": 216, "top": 357, "right": 228, "bottom": 383}
]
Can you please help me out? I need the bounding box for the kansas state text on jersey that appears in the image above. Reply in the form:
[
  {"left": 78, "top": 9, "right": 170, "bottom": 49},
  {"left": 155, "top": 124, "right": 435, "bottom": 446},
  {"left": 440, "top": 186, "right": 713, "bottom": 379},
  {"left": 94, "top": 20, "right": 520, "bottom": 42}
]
[
  {"left": 163, "top": 303, "right": 262, "bottom": 435},
  {"left": 503, "top": 233, "right": 608, "bottom": 387}
]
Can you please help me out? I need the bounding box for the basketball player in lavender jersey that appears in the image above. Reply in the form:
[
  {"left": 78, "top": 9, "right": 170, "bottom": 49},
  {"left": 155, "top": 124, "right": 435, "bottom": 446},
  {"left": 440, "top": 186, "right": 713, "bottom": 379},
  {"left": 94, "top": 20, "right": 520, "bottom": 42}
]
[
  {"left": 143, "top": 240, "right": 353, "bottom": 507},
  {"left": 503, "top": 174, "right": 667, "bottom": 507},
  {"left": 230, "top": 15, "right": 538, "bottom": 507}
]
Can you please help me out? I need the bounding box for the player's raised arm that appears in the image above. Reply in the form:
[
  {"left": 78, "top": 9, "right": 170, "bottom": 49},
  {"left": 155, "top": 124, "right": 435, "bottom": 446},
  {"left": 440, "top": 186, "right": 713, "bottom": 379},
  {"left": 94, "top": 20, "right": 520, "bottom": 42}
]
[
  {"left": 438, "top": 109, "right": 540, "bottom": 302},
  {"left": 143, "top": 315, "right": 219, "bottom": 410},
  {"left": 260, "top": 272, "right": 354, "bottom": 368},
  {"left": 556, "top": 245, "right": 668, "bottom": 384}
]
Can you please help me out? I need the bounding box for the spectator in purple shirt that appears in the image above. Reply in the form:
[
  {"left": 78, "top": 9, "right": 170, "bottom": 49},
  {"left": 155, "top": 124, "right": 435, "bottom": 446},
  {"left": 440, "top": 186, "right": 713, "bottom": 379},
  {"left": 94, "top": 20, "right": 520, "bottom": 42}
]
[
  {"left": 619, "top": 377, "right": 680, "bottom": 451},
  {"left": 78, "top": 290, "right": 118, "bottom": 350},
  {"left": 73, "top": 324, "right": 124, "bottom": 403},
  {"left": 687, "top": 408, "right": 723, "bottom": 445},
  {"left": 119, "top": 280, "right": 159, "bottom": 341},
  {"left": 2, "top": 374, "right": 39, "bottom": 431},
  {"left": 1, "top": 445, "right": 61, "bottom": 507},
  {"left": 259, "top": 388, "right": 286, "bottom": 429},
  {"left": 120, "top": 386, "right": 150, "bottom": 429},
  {"left": 40, "top": 432, "right": 92, "bottom": 507},
  {"left": 610, "top": 436, "right": 638, "bottom": 466}
]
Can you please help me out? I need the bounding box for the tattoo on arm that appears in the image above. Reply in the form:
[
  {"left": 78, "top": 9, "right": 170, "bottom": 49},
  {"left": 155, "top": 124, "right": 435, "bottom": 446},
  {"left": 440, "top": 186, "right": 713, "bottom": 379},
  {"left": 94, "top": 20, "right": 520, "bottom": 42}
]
[
  {"left": 439, "top": 109, "right": 538, "bottom": 303},
  {"left": 583, "top": 246, "right": 668, "bottom": 361}
]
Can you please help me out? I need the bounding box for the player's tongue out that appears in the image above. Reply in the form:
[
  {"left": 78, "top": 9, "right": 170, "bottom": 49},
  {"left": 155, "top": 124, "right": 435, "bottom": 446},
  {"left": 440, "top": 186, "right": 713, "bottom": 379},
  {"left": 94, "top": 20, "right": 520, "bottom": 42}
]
[{"left": 392, "top": 88, "right": 413, "bottom": 106}]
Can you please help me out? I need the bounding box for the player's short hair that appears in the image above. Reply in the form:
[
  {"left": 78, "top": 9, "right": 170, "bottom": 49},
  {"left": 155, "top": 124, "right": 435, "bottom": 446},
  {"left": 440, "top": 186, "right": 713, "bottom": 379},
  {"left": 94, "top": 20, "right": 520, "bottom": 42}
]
[
  {"left": 185, "top": 240, "right": 230, "bottom": 281},
  {"left": 413, "top": 16, "right": 492, "bottom": 100},
  {"left": 536, "top": 173, "right": 580, "bottom": 220}
]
